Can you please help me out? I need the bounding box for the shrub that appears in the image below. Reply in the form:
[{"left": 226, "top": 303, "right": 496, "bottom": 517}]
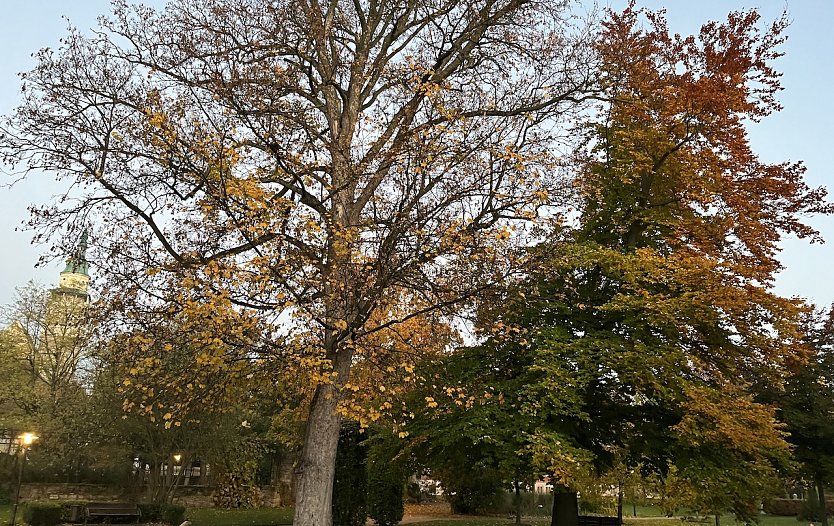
[
  {"left": 23, "top": 502, "right": 63, "bottom": 526},
  {"left": 439, "top": 470, "right": 503, "bottom": 515},
  {"left": 367, "top": 458, "right": 405, "bottom": 526},
  {"left": 161, "top": 504, "right": 186, "bottom": 525},
  {"left": 139, "top": 503, "right": 163, "bottom": 521},
  {"left": 795, "top": 495, "right": 834, "bottom": 521},
  {"left": 799, "top": 492, "right": 821, "bottom": 522},
  {"left": 579, "top": 495, "right": 612, "bottom": 515},
  {"left": 138, "top": 503, "right": 186, "bottom": 525},
  {"left": 763, "top": 499, "right": 803, "bottom": 516},
  {"left": 482, "top": 489, "right": 554, "bottom": 518},
  {"left": 333, "top": 423, "right": 368, "bottom": 526},
  {"left": 405, "top": 482, "right": 421, "bottom": 504}
]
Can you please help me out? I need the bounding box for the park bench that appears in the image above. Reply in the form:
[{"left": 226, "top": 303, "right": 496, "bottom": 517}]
[
  {"left": 83, "top": 502, "right": 142, "bottom": 524},
  {"left": 578, "top": 515, "right": 621, "bottom": 526}
]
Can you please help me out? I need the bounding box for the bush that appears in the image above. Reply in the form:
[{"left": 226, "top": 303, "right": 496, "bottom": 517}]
[
  {"left": 367, "top": 458, "right": 405, "bottom": 526},
  {"left": 139, "top": 503, "right": 163, "bottom": 521},
  {"left": 765, "top": 497, "right": 834, "bottom": 519},
  {"left": 333, "top": 423, "right": 368, "bottom": 526},
  {"left": 763, "top": 499, "right": 803, "bottom": 516},
  {"left": 23, "top": 502, "right": 63, "bottom": 526},
  {"left": 799, "top": 492, "right": 821, "bottom": 522},
  {"left": 482, "top": 489, "right": 554, "bottom": 518},
  {"left": 440, "top": 470, "right": 504, "bottom": 515},
  {"left": 406, "top": 482, "right": 421, "bottom": 504},
  {"left": 138, "top": 503, "right": 186, "bottom": 525},
  {"left": 161, "top": 504, "right": 186, "bottom": 525},
  {"left": 516, "top": 489, "right": 548, "bottom": 517},
  {"left": 579, "top": 495, "right": 612, "bottom": 515}
]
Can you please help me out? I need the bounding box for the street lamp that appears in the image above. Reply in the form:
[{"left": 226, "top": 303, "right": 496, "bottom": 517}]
[
  {"left": 167, "top": 453, "right": 184, "bottom": 504},
  {"left": 9, "top": 432, "right": 38, "bottom": 526}
]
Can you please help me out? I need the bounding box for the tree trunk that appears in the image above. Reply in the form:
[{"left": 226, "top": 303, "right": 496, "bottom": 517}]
[
  {"left": 617, "top": 482, "right": 623, "bottom": 526},
  {"left": 166, "top": 454, "right": 189, "bottom": 504},
  {"left": 818, "top": 478, "right": 829, "bottom": 526},
  {"left": 146, "top": 460, "right": 159, "bottom": 503},
  {"left": 293, "top": 230, "right": 357, "bottom": 526},
  {"left": 293, "top": 381, "right": 343, "bottom": 526},
  {"left": 714, "top": 514, "right": 719, "bottom": 526},
  {"left": 551, "top": 486, "right": 579, "bottom": 526},
  {"left": 514, "top": 478, "right": 522, "bottom": 525}
]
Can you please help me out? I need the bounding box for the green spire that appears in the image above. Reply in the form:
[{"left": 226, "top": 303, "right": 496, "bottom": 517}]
[{"left": 63, "top": 230, "right": 89, "bottom": 276}]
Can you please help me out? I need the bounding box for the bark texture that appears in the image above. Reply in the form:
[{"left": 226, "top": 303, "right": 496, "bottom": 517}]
[{"left": 551, "top": 488, "right": 579, "bottom": 526}]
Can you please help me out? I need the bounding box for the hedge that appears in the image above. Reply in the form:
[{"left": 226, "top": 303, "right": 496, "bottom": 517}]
[
  {"left": 139, "top": 503, "right": 186, "bottom": 525},
  {"left": 764, "top": 498, "right": 834, "bottom": 517},
  {"left": 333, "top": 423, "right": 368, "bottom": 526},
  {"left": 367, "top": 459, "right": 404, "bottom": 526},
  {"left": 23, "top": 502, "right": 63, "bottom": 526}
]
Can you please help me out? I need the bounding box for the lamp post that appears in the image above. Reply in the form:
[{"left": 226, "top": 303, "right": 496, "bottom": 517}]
[
  {"left": 167, "top": 453, "right": 184, "bottom": 504},
  {"left": 9, "top": 433, "right": 38, "bottom": 526}
]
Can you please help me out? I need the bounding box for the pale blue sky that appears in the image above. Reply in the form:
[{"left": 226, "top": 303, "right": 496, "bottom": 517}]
[{"left": 0, "top": 1, "right": 831, "bottom": 308}]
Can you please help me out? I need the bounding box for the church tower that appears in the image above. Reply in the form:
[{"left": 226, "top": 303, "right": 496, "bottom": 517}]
[{"left": 56, "top": 231, "right": 90, "bottom": 301}]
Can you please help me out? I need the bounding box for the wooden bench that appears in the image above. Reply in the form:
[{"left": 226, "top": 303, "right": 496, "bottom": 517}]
[
  {"left": 578, "top": 515, "right": 621, "bottom": 526},
  {"left": 84, "top": 502, "right": 141, "bottom": 524}
]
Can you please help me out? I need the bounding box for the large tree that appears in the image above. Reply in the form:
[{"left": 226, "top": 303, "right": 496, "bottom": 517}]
[
  {"left": 413, "top": 4, "right": 829, "bottom": 525},
  {"left": 0, "top": 1, "right": 593, "bottom": 523},
  {"left": 531, "top": 3, "right": 828, "bottom": 521}
]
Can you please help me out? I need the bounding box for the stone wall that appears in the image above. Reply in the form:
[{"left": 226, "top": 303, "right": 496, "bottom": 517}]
[
  {"left": 19, "top": 483, "right": 126, "bottom": 502},
  {"left": 17, "top": 483, "right": 292, "bottom": 508}
]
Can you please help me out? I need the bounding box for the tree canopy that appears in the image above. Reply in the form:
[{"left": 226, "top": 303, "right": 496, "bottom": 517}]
[
  {"left": 0, "top": 0, "right": 596, "bottom": 523},
  {"left": 404, "top": 4, "right": 828, "bottom": 524},
  {"left": 1, "top": 2, "right": 831, "bottom": 524}
]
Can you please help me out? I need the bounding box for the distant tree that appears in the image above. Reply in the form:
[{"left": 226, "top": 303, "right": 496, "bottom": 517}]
[
  {"left": 1, "top": 282, "right": 92, "bottom": 412},
  {"left": 0, "top": 281, "right": 99, "bottom": 483},
  {"left": 759, "top": 307, "right": 834, "bottom": 526},
  {"left": 0, "top": 327, "right": 36, "bottom": 430},
  {"left": 91, "top": 316, "right": 280, "bottom": 504}
]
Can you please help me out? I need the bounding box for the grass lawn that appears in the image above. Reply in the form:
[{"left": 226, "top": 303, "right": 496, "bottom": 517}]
[
  {"left": 621, "top": 515, "right": 807, "bottom": 526},
  {"left": 0, "top": 503, "right": 815, "bottom": 526},
  {"left": 417, "top": 514, "right": 811, "bottom": 526},
  {"left": 417, "top": 520, "right": 551, "bottom": 525},
  {"left": 626, "top": 505, "right": 671, "bottom": 518},
  {"left": 186, "top": 507, "right": 294, "bottom": 526},
  {"left": 757, "top": 516, "right": 807, "bottom": 526}
]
